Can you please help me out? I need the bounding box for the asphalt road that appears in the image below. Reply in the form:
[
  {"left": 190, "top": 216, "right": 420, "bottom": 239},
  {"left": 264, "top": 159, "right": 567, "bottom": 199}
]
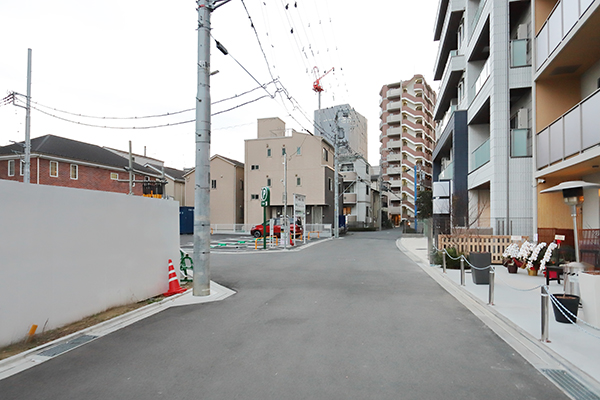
[{"left": 1, "top": 230, "right": 567, "bottom": 399}]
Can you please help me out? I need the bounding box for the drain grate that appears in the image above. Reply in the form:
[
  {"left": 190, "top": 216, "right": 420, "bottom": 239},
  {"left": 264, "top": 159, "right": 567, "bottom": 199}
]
[
  {"left": 542, "top": 369, "right": 600, "bottom": 400},
  {"left": 39, "top": 335, "right": 97, "bottom": 358}
]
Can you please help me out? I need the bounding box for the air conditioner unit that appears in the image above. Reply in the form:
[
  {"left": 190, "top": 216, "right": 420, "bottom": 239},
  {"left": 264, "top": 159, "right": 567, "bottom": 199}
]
[
  {"left": 516, "top": 108, "right": 529, "bottom": 129},
  {"left": 517, "top": 24, "right": 528, "bottom": 40}
]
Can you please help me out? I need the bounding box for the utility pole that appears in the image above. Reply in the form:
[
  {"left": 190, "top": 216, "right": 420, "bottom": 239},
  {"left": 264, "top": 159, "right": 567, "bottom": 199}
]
[
  {"left": 334, "top": 112, "right": 345, "bottom": 239},
  {"left": 128, "top": 141, "right": 133, "bottom": 195},
  {"left": 283, "top": 154, "right": 288, "bottom": 249},
  {"left": 194, "top": 0, "right": 213, "bottom": 296},
  {"left": 24, "top": 48, "right": 32, "bottom": 184}
]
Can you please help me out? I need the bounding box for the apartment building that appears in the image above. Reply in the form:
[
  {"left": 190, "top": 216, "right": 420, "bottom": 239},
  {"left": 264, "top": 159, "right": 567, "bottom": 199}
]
[
  {"left": 245, "top": 117, "right": 338, "bottom": 226},
  {"left": 534, "top": 0, "right": 600, "bottom": 247},
  {"left": 379, "top": 75, "right": 437, "bottom": 227},
  {"left": 432, "top": 0, "right": 533, "bottom": 236},
  {"left": 340, "top": 155, "right": 373, "bottom": 228},
  {"left": 314, "top": 104, "right": 368, "bottom": 161},
  {"left": 182, "top": 155, "right": 244, "bottom": 225}
]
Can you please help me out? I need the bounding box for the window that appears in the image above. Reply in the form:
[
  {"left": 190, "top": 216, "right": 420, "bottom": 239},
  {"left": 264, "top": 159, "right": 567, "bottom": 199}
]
[
  {"left": 296, "top": 147, "right": 301, "bottom": 155},
  {"left": 251, "top": 165, "right": 259, "bottom": 170},
  {"left": 240, "top": 179, "right": 244, "bottom": 190},
  {"left": 328, "top": 178, "right": 333, "bottom": 191},
  {"left": 19, "top": 160, "right": 24, "bottom": 176},
  {"left": 282, "top": 147, "right": 286, "bottom": 156},
  {"left": 251, "top": 194, "right": 259, "bottom": 200},
  {"left": 267, "top": 178, "right": 271, "bottom": 187},
  {"left": 8, "top": 160, "right": 15, "bottom": 176},
  {"left": 70, "top": 164, "right": 78, "bottom": 180},
  {"left": 111, "top": 172, "right": 119, "bottom": 180},
  {"left": 296, "top": 177, "right": 301, "bottom": 186},
  {"left": 366, "top": 186, "right": 370, "bottom": 195},
  {"left": 323, "top": 148, "right": 329, "bottom": 161},
  {"left": 267, "top": 148, "right": 272, "bottom": 157},
  {"left": 211, "top": 179, "right": 217, "bottom": 189},
  {"left": 343, "top": 206, "right": 352, "bottom": 215},
  {"left": 366, "top": 165, "right": 369, "bottom": 174},
  {"left": 50, "top": 161, "right": 58, "bottom": 177},
  {"left": 458, "top": 78, "right": 465, "bottom": 101}
]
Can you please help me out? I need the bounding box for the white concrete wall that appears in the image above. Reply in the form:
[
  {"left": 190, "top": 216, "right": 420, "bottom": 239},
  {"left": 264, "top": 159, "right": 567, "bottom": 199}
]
[{"left": 0, "top": 180, "right": 179, "bottom": 346}]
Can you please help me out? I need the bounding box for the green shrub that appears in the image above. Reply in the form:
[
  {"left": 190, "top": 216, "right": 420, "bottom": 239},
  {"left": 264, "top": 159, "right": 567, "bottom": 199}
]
[{"left": 431, "top": 247, "right": 468, "bottom": 269}]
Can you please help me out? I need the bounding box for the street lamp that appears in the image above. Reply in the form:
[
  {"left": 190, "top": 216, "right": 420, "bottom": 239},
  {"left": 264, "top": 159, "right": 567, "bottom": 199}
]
[{"left": 541, "top": 180, "right": 600, "bottom": 262}]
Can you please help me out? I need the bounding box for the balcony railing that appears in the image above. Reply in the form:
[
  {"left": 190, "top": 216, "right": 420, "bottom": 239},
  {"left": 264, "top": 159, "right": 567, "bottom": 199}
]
[
  {"left": 439, "top": 161, "right": 454, "bottom": 180},
  {"left": 471, "top": 138, "right": 490, "bottom": 171},
  {"left": 469, "top": 0, "right": 488, "bottom": 41},
  {"left": 536, "top": 0, "right": 595, "bottom": 71},
  {"left": 474, "top": 58, "right": 490, "bottom": 97},
  {"left": 510, "top": 39, "right": 531, "bottom": 68},
  {"left": 437, "top": 104, "right": 457, "bottom": 136},
  {"left": 537, "top": 88, "right": 600, "bottom": 169}
]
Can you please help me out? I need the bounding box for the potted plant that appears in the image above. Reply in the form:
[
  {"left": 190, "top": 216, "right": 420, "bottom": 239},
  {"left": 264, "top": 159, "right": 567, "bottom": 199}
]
[
  {"left": 502, "top": 243, "right": 520, "bottom": 273},
  {"left": 526, "top": 242, "right": 547, "bottom": 276}
]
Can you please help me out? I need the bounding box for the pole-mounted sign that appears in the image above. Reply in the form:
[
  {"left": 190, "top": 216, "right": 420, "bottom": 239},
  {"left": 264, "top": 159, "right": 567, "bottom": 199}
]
[
  {"left": 261, "top": 186, "right": 270, "bottom": 249},
  {"left": 260, "top": 186, "right": 270, "bottom": 207}
]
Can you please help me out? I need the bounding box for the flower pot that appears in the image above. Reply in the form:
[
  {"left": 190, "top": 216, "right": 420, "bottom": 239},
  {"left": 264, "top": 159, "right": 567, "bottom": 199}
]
[
  {"left": 552, "top": 294, "right": 580, "bottom": 324},
  {"left": 507, "top": 264, "right": 518, "bottom": 274},
  {"left": 528, "top": 269, "right": 538, "bottom": 276},
  {"left": 470, "top": 252, "right": 491, "bottom": 285}
]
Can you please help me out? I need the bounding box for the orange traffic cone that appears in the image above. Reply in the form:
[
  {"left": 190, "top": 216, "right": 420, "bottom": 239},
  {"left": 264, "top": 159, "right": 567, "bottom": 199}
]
[{"left": 163, "top": 259, "right": 186, "bottom": 297}]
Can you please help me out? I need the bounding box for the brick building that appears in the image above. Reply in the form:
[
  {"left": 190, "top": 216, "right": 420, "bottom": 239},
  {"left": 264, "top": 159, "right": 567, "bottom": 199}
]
[{"left": 0, "top": 135, "right": 162, "bottom": 195}]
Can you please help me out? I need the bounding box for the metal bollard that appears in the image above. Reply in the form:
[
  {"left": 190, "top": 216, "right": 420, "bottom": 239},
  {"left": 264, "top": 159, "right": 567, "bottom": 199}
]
[
  {"left": 460, "top": 258, "right": 465, "bottom": 286},
  {"left": 541, "top": 286, "right": 550, "bottom": 343},
  {"left": 488, "top": 267, "right": 495, "bottom": 305},
  {"left": 442, "top": 252, "right": 447, "bottom": 274}
]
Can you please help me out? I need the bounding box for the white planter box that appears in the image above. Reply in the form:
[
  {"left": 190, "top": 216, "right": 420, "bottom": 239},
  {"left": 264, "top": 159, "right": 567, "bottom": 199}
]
[{"left": 580, "top": 272, "right": 600, "bottom": 327}]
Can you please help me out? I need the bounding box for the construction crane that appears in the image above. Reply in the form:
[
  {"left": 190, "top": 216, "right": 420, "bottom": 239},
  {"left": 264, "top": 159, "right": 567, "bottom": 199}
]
[{"left": 312, "top": 66, "right": 334, "bottom": 110}]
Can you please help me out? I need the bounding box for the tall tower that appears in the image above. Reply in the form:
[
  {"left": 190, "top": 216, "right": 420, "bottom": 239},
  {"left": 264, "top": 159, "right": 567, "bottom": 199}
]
[{"left": 379, "top": 75, "right": 437, "bottom": 227}]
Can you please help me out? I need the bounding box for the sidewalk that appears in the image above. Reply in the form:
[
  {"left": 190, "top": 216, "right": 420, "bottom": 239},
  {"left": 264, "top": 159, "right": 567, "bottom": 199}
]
[
  {"left": 0, "top": 281, "right": 235, "bottom": 381},
  {"left": 399, "top": 236, "right": 600, "bottom": 397}
]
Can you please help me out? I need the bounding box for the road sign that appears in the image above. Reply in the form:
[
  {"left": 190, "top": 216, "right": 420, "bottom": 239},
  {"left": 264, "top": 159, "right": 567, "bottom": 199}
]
[{"left": 260, "top": 186, "right": 270, "bottom": 207}]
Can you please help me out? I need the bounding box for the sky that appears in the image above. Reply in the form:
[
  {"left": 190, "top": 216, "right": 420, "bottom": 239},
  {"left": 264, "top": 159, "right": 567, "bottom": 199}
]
[{"left": 0, "top": 0, "right": 439, "bottom": 170}]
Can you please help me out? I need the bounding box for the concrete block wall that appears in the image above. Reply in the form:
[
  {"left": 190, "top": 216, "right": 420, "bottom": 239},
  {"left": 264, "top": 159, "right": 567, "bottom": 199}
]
[{"left": 0, "top": 179, "right": 179, "bottom": 347}]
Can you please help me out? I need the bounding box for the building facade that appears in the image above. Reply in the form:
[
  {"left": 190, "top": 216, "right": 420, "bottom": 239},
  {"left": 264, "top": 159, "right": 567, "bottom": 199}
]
[
  {"left": 0, "top": 135, "right": 161, "bottom": 196},
  {"left": 534, "top": 0, "right": 600, "bottom": 253},
  {"left": 340, "top": 155, "right": 373, "bottom": 228},
  {"left": 245, "top": 117, "right": 338, "bottom": 227},
  {"left": 183, "top": 155, "right": 244, "bottom": 225},
  {"left": 432, "top": 0, "right": 533, "bottom": 236},
  {"left": 314, "top": 104, "right": 368, "bottom": 161},
  {"left": 379, "top": 75, "right": 437, "bottom": 227}
]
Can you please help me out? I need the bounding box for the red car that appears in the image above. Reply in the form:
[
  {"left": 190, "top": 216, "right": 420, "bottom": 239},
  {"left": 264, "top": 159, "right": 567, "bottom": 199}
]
[{"left": 251, "top": 218, "right": 303, "bottom": 238}]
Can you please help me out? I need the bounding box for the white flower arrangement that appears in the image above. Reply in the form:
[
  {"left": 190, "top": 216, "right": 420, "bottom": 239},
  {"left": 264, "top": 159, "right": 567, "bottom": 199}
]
[
  {"left": 539, "top": 242, "right": 558, "bottom": 271},
  {"left": 502, "top": 243, "right": 519, "bottom": 259},
  {"left": 517, "top": 241, "right": 534, "bottom": 261},
  {"left": 527, "top": 242, "right": 547, "bottom": 271}
]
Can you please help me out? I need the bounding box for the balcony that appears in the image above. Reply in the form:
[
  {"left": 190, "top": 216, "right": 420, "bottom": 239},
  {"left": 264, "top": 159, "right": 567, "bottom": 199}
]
[
  {"left": 387, "top": 206, "right": 403, "bottom": 215},
  {"left": 387, "top": 167, "right": 403, "bottom": 175},
  {"left": 387, "top": 101, "right": 403, "bottom": 112},
  {"left": 536, "top": 0, "right": 596, "bottom": 71},
  {"left": 387, "top": 114, "right": 403, "bottom": 125},
  {"left": 386, "top": 88, "right": 402, "bottom": 99},
  {"left": 386, "top": 153, "right": 403, "bottom": 162},
  {"left": 537, "top": 88, "right": 600, "bottom": 170},
  {"left": 386, "top": 126, "right": 403, "bottom": 137},
  {"left": 471, "top": 138, "right": 490, "bottom": 171},
  {"left": 387, "top": 140, "right": 403, "bottom": 149},
  {"left": 342, "top": 171, "right": 357, "bottom": 182},
  {"left": 436, "top": 104, "right": 457, "bottom": 138},
  {"left": 439, "top": 161, "right": 454, "bottom": 180},
  {"left": 343, "top": 193, "right": 357, "bottom": 204},
  {"left": 434, "top": 50, "right": 465, "bottom": 120},
  {"left": 472, "top": 58, "right": 490, "bottom": 99}
]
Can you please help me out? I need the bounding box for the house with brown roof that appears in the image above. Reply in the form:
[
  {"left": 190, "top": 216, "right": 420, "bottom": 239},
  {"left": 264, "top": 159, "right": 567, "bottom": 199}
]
[{"left": 0, "top": 135, "right": 162, "bottom": 195}]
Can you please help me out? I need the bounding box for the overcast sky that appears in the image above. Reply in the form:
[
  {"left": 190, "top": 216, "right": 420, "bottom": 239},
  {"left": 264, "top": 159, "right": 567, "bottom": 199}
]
[{"left": 0, "top": 0, "right": 439, "bottom": 170}]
